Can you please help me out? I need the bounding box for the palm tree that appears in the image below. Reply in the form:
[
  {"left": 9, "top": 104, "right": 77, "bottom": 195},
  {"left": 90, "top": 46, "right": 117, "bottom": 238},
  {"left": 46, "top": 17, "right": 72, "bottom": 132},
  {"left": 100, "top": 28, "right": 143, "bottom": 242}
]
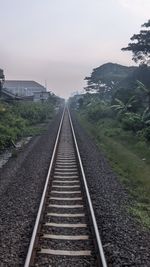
[
  {"left": 141, "top": 107, "right": 150, "bottom": 126},
  {"left": 137, "top": 80, "right": 150, "bottom": 111},
  {"left": 111, "top": 96, "right": 137, "bottom": 116}
]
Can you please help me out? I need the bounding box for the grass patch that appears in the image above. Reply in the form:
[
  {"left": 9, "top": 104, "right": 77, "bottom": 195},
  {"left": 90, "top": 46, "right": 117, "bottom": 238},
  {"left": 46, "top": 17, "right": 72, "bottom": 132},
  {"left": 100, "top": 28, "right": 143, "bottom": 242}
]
[{"left": 78, "top": 112, "right": 150, "bottom": 228}]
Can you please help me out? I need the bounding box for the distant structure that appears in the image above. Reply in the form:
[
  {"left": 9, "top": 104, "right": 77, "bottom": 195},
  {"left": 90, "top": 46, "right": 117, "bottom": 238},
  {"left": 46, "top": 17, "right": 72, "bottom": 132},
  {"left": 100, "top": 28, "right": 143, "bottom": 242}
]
[{"left": 3, "top": 80, "right": 50, "bottom": 102}]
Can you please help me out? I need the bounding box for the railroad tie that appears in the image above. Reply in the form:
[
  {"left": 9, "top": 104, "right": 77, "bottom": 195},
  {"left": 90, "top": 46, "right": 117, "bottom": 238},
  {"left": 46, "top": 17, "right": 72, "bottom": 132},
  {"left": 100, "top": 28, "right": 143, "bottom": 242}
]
[
  {"left": 53, "top": 180, "right": 79, "bottom": 183},
  {"left": 46, "top": 213, "right": 85, "bottom": 217},
  {"left": 51, "top": 190, "right": 81, "bottom": 194},
  {"left": 42, "top": 234, "right": 89, "bottom": 240},
  {"left": 45, "top": 222, "right": 87, "bottom": 228},
  {"left": 39, "top": 249, "right": 91, "bottom": 256},
  {"left": 52, "top": 185, "right": 80, "bottom": 188},
  {"left": 50, "top": 197, "right": 82, "bottom": 200},
  {"left": 48, "top": 204, "right": 83, "bottom": 208}
]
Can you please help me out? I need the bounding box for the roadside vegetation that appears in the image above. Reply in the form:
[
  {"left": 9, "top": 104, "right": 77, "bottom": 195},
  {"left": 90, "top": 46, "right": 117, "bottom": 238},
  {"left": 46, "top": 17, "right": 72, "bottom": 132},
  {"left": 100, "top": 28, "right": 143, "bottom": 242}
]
[
  {"left": 0, "top": 99, "right": 58, "bottom": 150},
  {"left": 76, "top": 96, "right": 150, "bottom": 228},
  {"left": 69, "top": 20, "right": 150, "bottom": 228}
]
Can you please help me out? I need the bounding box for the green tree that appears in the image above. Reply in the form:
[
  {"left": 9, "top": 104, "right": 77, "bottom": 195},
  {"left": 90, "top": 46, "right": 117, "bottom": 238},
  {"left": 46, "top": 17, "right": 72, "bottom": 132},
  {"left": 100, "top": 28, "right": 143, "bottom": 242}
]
[{"left": 122, "top": 20, "right": 150, "bottom": 65}]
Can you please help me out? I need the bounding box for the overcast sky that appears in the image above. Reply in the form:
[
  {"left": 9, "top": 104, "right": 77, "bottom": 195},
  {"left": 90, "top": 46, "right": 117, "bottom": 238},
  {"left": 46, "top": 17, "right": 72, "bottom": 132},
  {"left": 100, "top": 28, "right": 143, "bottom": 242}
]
[{"left": 0, "top": 0, "right": 150, "bottom": 98}]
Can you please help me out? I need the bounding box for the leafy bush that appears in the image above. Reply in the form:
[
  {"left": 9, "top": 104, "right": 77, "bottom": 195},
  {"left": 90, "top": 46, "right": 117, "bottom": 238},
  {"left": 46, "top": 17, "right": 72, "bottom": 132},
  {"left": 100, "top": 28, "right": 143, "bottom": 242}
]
[
  {"left": 121, "top": 113, "right": 143, "bottom": 132},
  {"left": 0, "top": 101, "right": 54, "bottom": 150},
  {"left": 0, "top": 134, "right": 12, "bottom": 149},
  {"left": 87, "top": 102, "right": 111, "bottom": 122},
  {"left": 143, "top": 127, "right": 150, "bottom": 141},
  {"left": 13, "top": 102, "right": 53, "bottom": 125}
]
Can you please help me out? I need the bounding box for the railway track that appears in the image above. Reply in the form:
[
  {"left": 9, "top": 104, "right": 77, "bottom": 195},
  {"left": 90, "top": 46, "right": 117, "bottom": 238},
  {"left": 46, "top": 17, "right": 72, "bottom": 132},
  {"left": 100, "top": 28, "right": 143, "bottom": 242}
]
[{"left": 24, "top": 108, "right": 107, "bottom": 267}]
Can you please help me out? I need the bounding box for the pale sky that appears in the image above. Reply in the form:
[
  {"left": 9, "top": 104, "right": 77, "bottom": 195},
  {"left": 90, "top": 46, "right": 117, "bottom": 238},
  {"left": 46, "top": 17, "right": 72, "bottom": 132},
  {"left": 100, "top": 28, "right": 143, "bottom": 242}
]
[{"left": 0, "top": 0, "right": 150, "bottom": 98}]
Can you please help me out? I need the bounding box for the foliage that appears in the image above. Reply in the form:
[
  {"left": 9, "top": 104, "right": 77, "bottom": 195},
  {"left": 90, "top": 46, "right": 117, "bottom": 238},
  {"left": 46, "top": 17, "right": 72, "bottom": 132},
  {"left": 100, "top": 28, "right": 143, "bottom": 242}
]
[
  {"left": 121, "top": 113, "right": 143, "bottom": 132},
  {"left": 111, "top": 96, "right": 137, "bottom": 116},
  {"left": 77, "top": 112, "right": 150, "bottom": 228},
  {"left": 13, "top": 102, "right": 53, "bottom": 124},
  {"left": 84, "top": 63, "right": 136, "bottom": 98},
  {"left": 69, "top": 35, "right": 150, "bottom": 225},
  {"left": 143, "top": 127, "right": 150, "bottom": 141},
  {"left": 110, "top": 93, "right": 150, "bottom": 135},
  {"left": 0, "top": 101, "right": 54, "bottom": 150},
  {"left": 85, "top": 63, "right": 135, "bottom": 88},
  {"left": 137, "top": 80, "right": 150, "bottom": 110},
  {"left": 86, "top": 102, "right": 111, "bottom": 122},
  {"left": 122, "top": 20, "right": 150, "bottom": 65}
]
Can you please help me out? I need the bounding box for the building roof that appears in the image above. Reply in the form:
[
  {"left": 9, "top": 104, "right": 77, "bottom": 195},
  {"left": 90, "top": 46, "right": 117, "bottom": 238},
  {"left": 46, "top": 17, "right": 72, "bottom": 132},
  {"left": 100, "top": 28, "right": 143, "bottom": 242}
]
[
  {"left": 34, "top": 91, "right": 50, "bottom": 94},
  {"left": 1, "top": 88, "right": 33, "bottom": 101},
  {"left": 4, "top": 80, "right": 46, "bottom": 91},
  {"left": 2, "top": 88, "right": 22, "bottom": 100}
]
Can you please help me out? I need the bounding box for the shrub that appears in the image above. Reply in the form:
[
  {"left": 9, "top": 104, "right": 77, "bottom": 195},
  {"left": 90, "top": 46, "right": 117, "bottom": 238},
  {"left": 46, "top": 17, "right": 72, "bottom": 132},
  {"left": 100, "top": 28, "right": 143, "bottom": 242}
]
[
  {"left": 12, "top": 102, "right": 53, "bottom": 125},
  {"left": 0, "top": 134, "right": 12, "bottom": 149},
  {"left": 87, "top": 102, "right": 111, "bottom": 122},
  {"left": 121, "top": 113, "right": 143, "bottom": 132},
  {"left": 0, "top": 101, "right": 54, "bottom": 150},
  {"left": 143, "top": 127, "right": 150, "bottom": 141}
]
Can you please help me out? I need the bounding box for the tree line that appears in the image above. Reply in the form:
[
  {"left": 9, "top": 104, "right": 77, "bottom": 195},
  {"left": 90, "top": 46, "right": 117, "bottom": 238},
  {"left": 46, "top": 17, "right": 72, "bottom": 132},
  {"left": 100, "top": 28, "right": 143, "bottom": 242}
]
[{"left": 70, "top": 19, "right": 150, "bottom": 141}]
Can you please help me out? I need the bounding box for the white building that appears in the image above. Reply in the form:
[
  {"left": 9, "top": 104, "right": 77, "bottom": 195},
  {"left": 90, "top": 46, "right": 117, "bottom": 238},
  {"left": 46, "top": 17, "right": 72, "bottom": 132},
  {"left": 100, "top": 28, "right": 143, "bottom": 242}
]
[{"left": 3, "top": 80, "right": 50, "bottom": 102}]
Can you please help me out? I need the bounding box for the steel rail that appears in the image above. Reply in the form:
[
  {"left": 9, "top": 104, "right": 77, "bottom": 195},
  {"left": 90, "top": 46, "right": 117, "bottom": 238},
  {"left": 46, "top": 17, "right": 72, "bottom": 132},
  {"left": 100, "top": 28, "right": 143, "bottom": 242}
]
[
  {"left": 24, "top": 108, "right": 65, "bottom": 267},
  {"left": 68, "top": 108, "right": 108, "bottom": 267}
]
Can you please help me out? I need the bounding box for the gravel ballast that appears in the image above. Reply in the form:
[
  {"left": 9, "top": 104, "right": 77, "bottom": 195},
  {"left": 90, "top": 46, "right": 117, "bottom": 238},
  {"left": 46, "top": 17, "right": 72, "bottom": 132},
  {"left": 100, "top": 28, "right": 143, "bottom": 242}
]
[
  {"left": 71, "top": 111, "right": 150, "bottom": 267},
  {"left": 0, "top": 111, "right": 62, "bottom": 266},
  {"left": 0, "top": 109, "right": 150, "bottom": 267}
]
